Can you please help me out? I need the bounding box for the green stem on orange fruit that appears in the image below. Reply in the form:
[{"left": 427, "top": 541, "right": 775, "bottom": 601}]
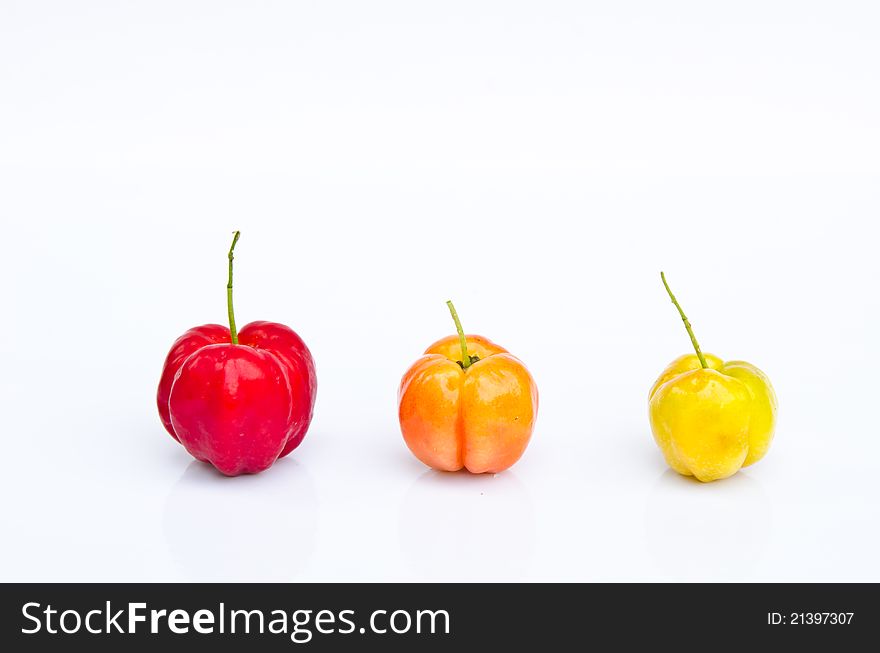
[
  {"left": 227, "top": 231, "right": 241, "bottom": 344},
  {"left": 660, "top": 271, "right": 707, "bottom": 369},
  {"left": 446, "top": 300, "right": 473, "bottom": 369}
]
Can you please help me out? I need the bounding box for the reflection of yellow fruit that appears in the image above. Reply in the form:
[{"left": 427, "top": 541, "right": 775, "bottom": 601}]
[
  {"left": 649, "top": 354, "right": 777, "bottom": 482},
  {"left": 649, "top": 273, "right": 778, "bottom": 482}
]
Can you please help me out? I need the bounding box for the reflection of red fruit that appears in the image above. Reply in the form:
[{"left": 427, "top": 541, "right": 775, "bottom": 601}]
[
  {"left": 156, "top": 232, "right": 316, "bottom": 476},
  {"left": 163, "top": 459, "right": 318, "bottom": 581}
]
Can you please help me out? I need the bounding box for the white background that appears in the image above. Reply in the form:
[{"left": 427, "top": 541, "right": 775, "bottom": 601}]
[{"left": 1, "top": 1, "right": 878, "bottom": 582}]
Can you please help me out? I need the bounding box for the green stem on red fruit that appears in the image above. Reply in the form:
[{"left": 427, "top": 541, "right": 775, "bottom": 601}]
[
  {"left": 227, "top": 231, "right": 241, "bottom": 345},
  {"left": 446, "top": 300, "right": 476, "bottom": 369},
  {"left": 660, "top": 271, "right": 708, "bottom": 369}
]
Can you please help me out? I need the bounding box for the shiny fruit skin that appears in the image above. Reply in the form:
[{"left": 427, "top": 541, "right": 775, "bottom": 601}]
[
  {"left": 398, "top": 334, "right": 538, "bottom": 474},
  {"left": 237, "top": 321, "right": 317, "bottom": 457},
  {"left": 157, "top": 321, "right": 316, "bottom": 475},
  {"left": 648, "top": 353, "right": 777, "bottom": 482}
]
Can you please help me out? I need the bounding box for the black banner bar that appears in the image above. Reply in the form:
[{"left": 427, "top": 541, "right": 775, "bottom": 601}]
[{"left": 1, "top": 583, "right": 875, "bottom": 650}]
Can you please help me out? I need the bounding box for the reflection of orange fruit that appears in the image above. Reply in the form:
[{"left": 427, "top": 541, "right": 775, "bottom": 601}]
[{"left": 398, "top": 334, "right": 539, "bottom": 474}]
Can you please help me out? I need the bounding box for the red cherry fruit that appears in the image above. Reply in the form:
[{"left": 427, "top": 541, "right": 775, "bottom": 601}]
[{"left": 157, "top": 232, "right": 317, "bottom": 476}]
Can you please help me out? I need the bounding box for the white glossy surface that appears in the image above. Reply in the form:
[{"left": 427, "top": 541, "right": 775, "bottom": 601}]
[{"left": 1, "top": 1, "right": 878, "bottom": 582}]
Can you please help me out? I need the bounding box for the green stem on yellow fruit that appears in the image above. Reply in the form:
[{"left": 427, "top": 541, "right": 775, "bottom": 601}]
[
  {"left": 446, "top": 300, "right": 476, "bottom": 369},
  {"left": 227, "top": 231, "right": 241, "bottom": 344},
  {"left": 660, "top": 271, "right": 707, "bottom": 369}
]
